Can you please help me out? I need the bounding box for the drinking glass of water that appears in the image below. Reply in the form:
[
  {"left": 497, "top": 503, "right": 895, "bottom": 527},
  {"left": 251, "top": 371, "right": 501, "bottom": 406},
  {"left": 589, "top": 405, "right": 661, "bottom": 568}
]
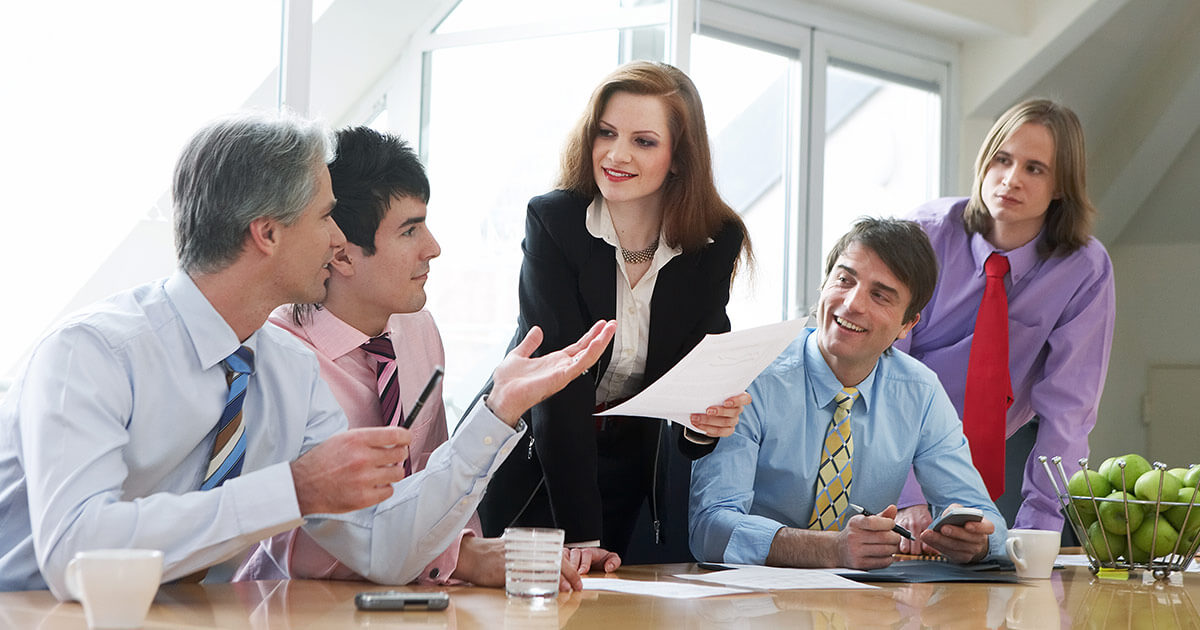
[{"left": 503, "top": 527, "right": 564, "bottom": 598}]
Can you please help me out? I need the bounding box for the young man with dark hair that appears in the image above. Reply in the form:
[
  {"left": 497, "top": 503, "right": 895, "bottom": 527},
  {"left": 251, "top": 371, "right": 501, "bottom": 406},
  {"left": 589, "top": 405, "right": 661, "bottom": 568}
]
[{"left": 236, "top": 126, "right": 620, "bottom": 585}]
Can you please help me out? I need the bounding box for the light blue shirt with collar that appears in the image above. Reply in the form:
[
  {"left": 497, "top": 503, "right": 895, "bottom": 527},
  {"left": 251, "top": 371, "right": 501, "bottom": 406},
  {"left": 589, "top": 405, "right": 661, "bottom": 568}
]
[
  {"left": 688, "top": 328, "right": 1006, "bottom": 565},
  {"left": 0, "top": 271, "right": 522, "bottom": 597}
]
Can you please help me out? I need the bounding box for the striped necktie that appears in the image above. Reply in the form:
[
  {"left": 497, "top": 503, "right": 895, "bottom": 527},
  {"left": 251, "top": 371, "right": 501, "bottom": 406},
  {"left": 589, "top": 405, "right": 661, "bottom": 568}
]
[
  {"left": 810, "top": 387, "right": 859, "bottom": 531},
  {"left": 361, "top": 335, "right": 402, "bottom": 427},
  {"left": 201, "top": 346, "right": 254, "bottom": 491},
  {"left": 361, "top": 335, "right": 410, "bottom": 475}
]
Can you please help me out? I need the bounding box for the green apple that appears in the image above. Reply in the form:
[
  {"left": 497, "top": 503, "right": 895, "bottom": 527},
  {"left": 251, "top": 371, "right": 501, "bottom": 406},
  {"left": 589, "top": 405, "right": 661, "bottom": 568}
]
[
  {"left": 1125, "top": 542, "right": 1152, "bottom": 564},
  {"left": 1098, "top": 491, "right": 1144, "bottom": 535},
  {"left": 1103, "top": 454, "right": 1152, "bottom": 492},
  {"left": 1097, "top": 456, "right": 1118, "bottom": 480},
  {"left": 1072, "top": 500, "right": 1100, "bottom": 528},
  {"left": 1165, "top": 487, "right": 1200, "bottom": 541},
  {"left": 1086, "top": 520, "right": 1126, "bottom": 562},
  {"left": 1132, "top": 516, "right": 1179, "bottom": 559},
  {"left": 1134, "top": 469, "right": 1181, "bottom": 509},
  {"left": 1069, "top": 469, "right": 1112, "bottom": 521},
  {"left": 1069, "top": 468, "right": 1113, "bottom": 498},
  {"left": 1184, "top": 466, "right": 1200, "bottom": 490},
  {"left": 1168, "top": 467, "right": 1190, "bottom": 483}
]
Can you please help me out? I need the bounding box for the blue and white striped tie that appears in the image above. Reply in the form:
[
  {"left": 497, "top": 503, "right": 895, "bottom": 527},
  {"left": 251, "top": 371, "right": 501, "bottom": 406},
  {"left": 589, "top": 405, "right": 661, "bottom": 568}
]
[{"left": 201, "top": 346, "right": 254, "bottom": 491}]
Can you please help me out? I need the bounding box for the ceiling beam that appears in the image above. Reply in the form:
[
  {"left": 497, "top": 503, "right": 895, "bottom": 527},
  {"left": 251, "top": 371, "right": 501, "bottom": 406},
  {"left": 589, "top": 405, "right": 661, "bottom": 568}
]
[
  {"left": 896, "top": 0, "right": 1028, "bottom": 36},
  {"left": 1097, "top": 58, "right": 1200, "bottom": 244},
  {"left": 960, "top": 0, "right": 1128, "bottom": 119}
]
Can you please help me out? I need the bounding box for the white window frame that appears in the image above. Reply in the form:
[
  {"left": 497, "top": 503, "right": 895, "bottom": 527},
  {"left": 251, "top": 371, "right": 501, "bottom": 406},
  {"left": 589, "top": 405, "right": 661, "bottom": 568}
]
[
  {"left": 808, "top": 30, "right": 953, "bottom": 308},
  {"left": 694, "top": 0, "right": 956, "bottom": 317},
  {"left": 293, "top": 0, "right": 956, "bottom": 325}
]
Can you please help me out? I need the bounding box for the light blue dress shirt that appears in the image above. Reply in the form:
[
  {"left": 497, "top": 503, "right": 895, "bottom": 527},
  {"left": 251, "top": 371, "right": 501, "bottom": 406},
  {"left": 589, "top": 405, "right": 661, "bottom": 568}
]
[
  {"left": 689, "top": 328, "right": 1006, "bottom": 565},
  {"left": 0, "top": 272, "right": 522, "bottom": 598}
]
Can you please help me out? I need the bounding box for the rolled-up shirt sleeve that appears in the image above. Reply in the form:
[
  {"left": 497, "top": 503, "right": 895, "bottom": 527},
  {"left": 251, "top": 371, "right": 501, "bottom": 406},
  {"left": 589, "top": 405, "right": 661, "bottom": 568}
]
[{"left": 688, "top": 395, "right": 784, "bottom": 565}]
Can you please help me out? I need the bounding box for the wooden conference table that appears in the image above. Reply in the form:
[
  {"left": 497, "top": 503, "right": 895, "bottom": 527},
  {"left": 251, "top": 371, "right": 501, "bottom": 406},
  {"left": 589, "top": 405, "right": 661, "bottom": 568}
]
[{"left": 2, "top": 559, "right": 1198, "bottom": 629}]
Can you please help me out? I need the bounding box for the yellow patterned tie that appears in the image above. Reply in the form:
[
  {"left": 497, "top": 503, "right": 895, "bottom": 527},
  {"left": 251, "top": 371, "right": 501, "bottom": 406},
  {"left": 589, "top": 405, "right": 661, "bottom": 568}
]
[{"left": 810, "top": 387, "right": 859, "bottom": 531}]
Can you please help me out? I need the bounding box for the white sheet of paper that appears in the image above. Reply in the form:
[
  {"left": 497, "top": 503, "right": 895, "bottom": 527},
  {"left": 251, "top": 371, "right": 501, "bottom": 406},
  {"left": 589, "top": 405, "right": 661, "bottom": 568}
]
[
  {"left": 581, "top": 577, "right": 751, "bottom": 598},
  {"left": 1054, "top": 554, "right": 1091, "bottom": 568},
  {"left": 675, "top": 566, "right": 878, "bottom": 590},
  {"left": 595, "top": 318, "right": 809, "bottom": 431}
]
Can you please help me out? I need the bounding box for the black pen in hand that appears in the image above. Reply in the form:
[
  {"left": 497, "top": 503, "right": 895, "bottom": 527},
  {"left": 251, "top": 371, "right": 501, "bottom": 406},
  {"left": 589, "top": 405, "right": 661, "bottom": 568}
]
[
  {"left": 401, "top": 366, "right": 444, "bottom": 429},
  {"left": 847, "top": 503, "right": 915, "bottom": 541}
]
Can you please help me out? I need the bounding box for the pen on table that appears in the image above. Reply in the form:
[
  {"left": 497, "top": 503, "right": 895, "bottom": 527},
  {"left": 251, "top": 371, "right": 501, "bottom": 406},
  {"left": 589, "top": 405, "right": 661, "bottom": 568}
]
[
  {"left": 401, "top": 366, "right": 444, "bottom": 429},
  {"left": 848, "top": 503, "right": 915, "bottom": 541}
]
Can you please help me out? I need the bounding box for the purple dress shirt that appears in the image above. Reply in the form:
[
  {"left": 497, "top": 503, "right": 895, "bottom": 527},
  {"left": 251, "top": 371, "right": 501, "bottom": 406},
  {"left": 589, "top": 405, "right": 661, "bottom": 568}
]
[{"left": 894, "top": 197, "right": 1115, "bottom": 530}]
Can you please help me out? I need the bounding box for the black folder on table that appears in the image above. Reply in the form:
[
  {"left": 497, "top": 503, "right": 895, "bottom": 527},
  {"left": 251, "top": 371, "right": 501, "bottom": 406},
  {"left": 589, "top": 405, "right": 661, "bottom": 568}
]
[{"left": 840, "top": 560, "right": 1019, "bottom": 583}]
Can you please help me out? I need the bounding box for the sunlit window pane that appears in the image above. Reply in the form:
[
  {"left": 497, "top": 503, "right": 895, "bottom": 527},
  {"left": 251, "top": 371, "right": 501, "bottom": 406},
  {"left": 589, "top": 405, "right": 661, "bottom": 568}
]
[
  {"left": 422, "top": 28, "right": 666, "bottom": 418},
  {"left": 821, "top": 63, "right": 941, "bottom": 259},
  {"left": 690, "top": 34, "right": 793, "bottom": 328},
  {"left": 0, "top": 2, "right": 281, "bottom": 380}
]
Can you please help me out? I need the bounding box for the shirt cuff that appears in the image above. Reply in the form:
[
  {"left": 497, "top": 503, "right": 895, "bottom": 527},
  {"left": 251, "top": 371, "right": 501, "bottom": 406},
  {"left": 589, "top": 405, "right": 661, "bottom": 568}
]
[
  {"left": 416, "top": 529, "right": 474, "bottom": 585},
  {"left": 450, "top": 402, "right": 525, "bottom": 471},
  {"left": 683, "top": 428, "right": 716, "bottom": 445},
  {"left": 725, "top": 517, "right": 786, "bottom": 565}
]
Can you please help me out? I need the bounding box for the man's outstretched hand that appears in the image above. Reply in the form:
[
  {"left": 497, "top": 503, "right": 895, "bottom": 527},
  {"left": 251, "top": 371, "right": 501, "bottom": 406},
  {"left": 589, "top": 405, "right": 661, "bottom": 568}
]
[{"left": 486, "top": 320, "right": 616, "bottom": 426}]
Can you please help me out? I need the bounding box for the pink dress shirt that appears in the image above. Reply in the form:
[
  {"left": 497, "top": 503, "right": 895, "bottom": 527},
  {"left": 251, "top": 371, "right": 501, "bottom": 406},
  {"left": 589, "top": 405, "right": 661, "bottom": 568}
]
[{"left": 235, "top": 305, "right": 479, "bottom": 584}]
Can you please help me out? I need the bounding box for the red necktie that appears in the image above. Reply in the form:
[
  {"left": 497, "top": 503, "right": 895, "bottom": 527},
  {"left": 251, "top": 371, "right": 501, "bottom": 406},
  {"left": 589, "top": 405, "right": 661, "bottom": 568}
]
[{"left": 964, "top": 253, "right": 1012, "bottom": 500}]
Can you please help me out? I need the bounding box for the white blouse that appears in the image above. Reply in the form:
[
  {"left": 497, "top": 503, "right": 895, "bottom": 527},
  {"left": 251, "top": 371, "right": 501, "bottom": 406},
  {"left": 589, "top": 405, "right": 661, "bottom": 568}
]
[{"left": 584, "top": 197, "right": 681, "bottom": 405}]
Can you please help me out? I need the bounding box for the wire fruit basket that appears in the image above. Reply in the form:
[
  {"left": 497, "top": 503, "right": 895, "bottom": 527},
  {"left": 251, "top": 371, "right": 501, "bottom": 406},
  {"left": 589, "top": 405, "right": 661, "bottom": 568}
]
[{"left": 1041, "top": 456, "right": 1200, "bottom": 580}]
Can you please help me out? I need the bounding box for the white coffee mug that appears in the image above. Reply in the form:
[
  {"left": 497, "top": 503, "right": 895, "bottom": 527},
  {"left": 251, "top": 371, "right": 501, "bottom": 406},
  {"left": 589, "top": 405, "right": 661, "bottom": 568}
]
[
  {"left": 65, "top": 549, "right": 163, "bottom": 629},
  {"left": 1005, "top": 529, "right": 1059, "bottom": 579}
]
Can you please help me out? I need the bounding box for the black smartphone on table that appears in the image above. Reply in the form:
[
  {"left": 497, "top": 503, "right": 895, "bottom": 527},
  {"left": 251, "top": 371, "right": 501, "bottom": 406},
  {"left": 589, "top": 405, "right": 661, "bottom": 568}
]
[{"left": 355, "top": 591, "right": 450, "bottom": 611}]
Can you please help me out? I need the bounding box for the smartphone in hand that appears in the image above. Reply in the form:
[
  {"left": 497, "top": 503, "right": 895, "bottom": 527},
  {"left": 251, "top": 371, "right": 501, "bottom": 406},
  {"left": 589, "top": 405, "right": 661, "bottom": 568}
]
[{"left": 928, "top": 507, "right": 984, "bottom": 532}]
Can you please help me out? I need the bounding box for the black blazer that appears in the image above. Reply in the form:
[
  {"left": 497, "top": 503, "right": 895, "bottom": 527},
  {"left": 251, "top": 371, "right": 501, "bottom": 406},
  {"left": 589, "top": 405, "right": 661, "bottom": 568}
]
[{"left": 478, "top": 190, "right": 743, "bottom": 546}]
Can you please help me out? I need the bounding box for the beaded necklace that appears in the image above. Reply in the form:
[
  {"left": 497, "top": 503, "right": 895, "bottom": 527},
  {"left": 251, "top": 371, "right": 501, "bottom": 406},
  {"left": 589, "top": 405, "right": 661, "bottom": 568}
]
[{"left": 620, "top": 239, "right": 658, "bottom": 264}]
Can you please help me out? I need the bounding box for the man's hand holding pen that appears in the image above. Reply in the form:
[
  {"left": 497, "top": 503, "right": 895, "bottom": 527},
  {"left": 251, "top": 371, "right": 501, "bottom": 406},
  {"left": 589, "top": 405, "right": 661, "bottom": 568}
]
[
  {"left": 836, "top": 504, "right": 907, "bottom": 570},
  {"left": 849, "top": 504, "right": 915, "bottom": 541}
]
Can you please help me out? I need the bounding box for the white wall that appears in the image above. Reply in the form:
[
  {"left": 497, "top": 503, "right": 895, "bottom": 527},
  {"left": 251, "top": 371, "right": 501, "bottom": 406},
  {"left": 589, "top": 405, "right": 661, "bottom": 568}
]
[{"left": 1093, "top": 242, "right": 1200, "bottom": 463}]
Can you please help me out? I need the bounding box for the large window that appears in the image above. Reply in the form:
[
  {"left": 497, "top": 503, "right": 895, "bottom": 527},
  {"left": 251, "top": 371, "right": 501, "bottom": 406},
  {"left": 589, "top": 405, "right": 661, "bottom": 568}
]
[
  {"left": 403, "top": 1, "right": 952, "bottom": 418},
  {"left": 690, "top": 33, "right": 794, "bottom": 328},
  {"left": 0, "top": 2, "right": 283, "bottom": 386},
  {"left": 1, "top": 1, "right": 954, "bottom": 422},
  {"left": 821, "top": 63, "right": 942, "bottom": 252},
  {"left": 814, "top": 33, "right": 946, "bottom": 261},
  {"left": 693, "top": 7, "right": 951, "bottom": 317}
]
